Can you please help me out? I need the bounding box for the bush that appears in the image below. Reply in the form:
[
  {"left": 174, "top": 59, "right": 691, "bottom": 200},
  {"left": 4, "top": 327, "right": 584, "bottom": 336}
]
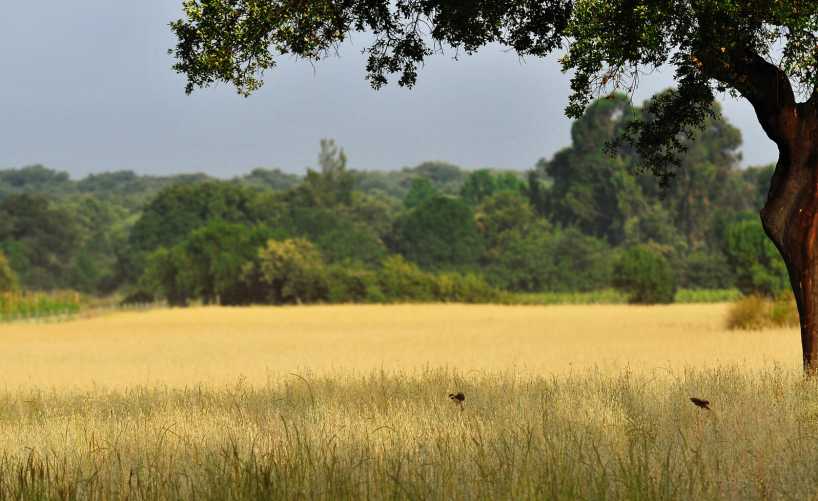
[
  {"left": 435, "top": 272, "right": 515, "bottom": 304},
  {"left": 376, "top": 255, "right": 436, "bottom": 302},
  {"left": 255, "top": 238, "right": 326, "bottom": 304},
  {"left": 518, "top": 289, "right": 628, "bottom": 305},
  {"left": 726, "top": 292, "right": 799, "bottom": 330},
  {"left": 325, "top": 263, "right": 385, "bottom": 304},
  {"left": 373, "top": 256, "right": 511, "bottom": 304},
  {"left": 612, "top": 246, "right": 675, "bottom": 304}
]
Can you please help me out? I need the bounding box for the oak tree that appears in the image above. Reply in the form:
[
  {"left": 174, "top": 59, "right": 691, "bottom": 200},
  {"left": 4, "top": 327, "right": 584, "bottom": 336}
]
[{"left": 170, "top": 0, "right": 818, "bottom": 372}]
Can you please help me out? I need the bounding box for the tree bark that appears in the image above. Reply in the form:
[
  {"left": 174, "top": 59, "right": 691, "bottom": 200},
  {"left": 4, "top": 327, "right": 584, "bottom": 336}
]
[
  {"left": 728, "top": 53, "right": 818, "bottom": 373},
  {"left": 761, "top": 108, "right": 818, "bottom": 373}
]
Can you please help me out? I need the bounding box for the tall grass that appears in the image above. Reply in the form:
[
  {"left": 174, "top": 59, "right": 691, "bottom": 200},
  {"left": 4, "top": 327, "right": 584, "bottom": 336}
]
[{"left": 2, "top": 366, "right": 818, "bottom": 500}]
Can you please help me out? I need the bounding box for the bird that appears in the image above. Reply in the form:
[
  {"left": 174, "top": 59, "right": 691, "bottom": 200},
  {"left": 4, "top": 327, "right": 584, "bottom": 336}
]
[
  {"left": 690, "top": 397, "right": 711, "bottom": 411},
  {"left": 449, "top": 392, "right": 465, "bottom": 411}
]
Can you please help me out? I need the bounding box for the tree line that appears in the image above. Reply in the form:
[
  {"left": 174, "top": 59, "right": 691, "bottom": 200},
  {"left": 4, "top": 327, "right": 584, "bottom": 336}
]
[{"left": 0, "top": 96, "right": 785, "bottom": 305}]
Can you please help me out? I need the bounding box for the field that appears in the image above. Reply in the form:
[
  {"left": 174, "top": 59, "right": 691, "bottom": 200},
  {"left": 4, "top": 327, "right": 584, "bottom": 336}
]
[{"left": 1, "top": 304, "right": 814, "bottom": 500}]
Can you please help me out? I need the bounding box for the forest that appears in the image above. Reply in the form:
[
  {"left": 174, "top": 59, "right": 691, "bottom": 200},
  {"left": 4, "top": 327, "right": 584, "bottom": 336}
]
[{"left": 0, "top": 95, "right": 785, "bottom": 306}]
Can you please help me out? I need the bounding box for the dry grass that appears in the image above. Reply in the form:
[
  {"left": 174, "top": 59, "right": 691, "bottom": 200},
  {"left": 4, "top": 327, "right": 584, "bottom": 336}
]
[
  {"left": 0, "top": 304, "right": 802, "bottom": 389},
  {"left": 3, "top": 366, "right": 818, "bottom": 500},
  {"left": 0, "top": 304, "right": 811, "bottom": 500}
]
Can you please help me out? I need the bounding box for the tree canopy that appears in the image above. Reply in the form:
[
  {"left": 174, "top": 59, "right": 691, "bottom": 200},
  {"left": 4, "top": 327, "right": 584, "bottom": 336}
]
[{"left": 169, "top": 0, "right": 817, "bottom": 187}]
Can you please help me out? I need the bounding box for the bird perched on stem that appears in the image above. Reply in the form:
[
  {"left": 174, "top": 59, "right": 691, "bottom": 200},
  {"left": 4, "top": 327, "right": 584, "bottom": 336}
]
[
  {"left": 449, "top": 393, "right": 465, "bottom": 411},
  {"left": 690, "top": 397, "right": 711, "bottom": 411}
]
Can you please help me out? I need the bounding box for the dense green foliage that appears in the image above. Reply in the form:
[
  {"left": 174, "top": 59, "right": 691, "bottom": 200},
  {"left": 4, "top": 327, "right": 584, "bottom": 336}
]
[
  {"left": 403, "top": 177, "right": 438, "bottom": 209},
  {"left": 168, "top": 0, "right": 816, "bottom": 189},
  {"left": 724, "top": 220, "right": 790, "bottom": 297},
  {"left": 1, "top": 92, "right": 784, "bottom": 305},
  {"left": 613, "top": 247, "right": 676, "bottom": 304},
  {"left": 0, "top": 251, "right": 17, "bottom": 292},
  {"left": 386, "top": 196, "right": 482, "bottom": 271}
]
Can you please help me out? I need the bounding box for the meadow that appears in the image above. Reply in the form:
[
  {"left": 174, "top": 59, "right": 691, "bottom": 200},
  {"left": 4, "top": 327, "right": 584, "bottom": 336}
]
[{"left": 0, "top": 304, "right": 813, "bottom": 500}]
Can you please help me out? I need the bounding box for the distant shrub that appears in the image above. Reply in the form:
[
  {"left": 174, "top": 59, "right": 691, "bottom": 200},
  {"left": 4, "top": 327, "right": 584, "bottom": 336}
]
[
  {"left": 727, "top": 292, "right": 799, "bottom": 330},
  {"left": 325, "top": 264, "right": 385, "bottom": 304},
  {"left": 612, "top": 246, "right": 675, "bottom": 304},
  {"left": 435, "top": 272, "right": 515, "bottom": 304},
  {"left": 376, "top": 255, "right": 436, "bottom": 302},
  {"left": 256, "top": 238, "right": 326, "bottom": 304},
  {"left": 518, "top": 289, "right": 627, "bottom": 305},
  {"left": 726, "top": 293, "right": 770, "bottom": 330},
  {"left": 375, "top": 256, "right": 510, "bottom": 304}
]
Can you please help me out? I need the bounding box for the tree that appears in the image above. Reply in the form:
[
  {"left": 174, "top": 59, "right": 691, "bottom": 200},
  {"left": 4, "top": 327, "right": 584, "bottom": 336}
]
[
  {"left": 643, "top": 103, "right": 743, "bottom": 247},
  {"left": 122, "top": 182, "right": 261, "bottom": 283},
  {"left": 623, "top": 205, "right": 688, "bottom": 278},
  {"left": 724, "top": 220, "right": 790, "bottom": 297},
  {"left": 140, "top": 219, "right": 272, "bottom": 305},
  {"left": 403, "top": 177, "right": 438, "bottom": 209},
  {"left": 0, "top": 194, "right": 78, "bottom": 288},
  {"left": 386, "top": 196, "right": 483, "bottom": 271},
  {"left": 476, "top": 191, "right": 536, "bottom": 252},
  {"left": 459, "top": 170, "right": 497, "bottom": 206},
  {"left": 486, "top": 227, "right": 612, "bottom": 293},
  {"left": 613, "top": 247, "right": 676, "bottom": 305},
  {"left": 542, "top": 97, "right": 645, "bottom": 245},
  {"left": 235, "top": 167, "right": 302, "bottom": 191},
  {"left": 66, "top": 250, "right": 101, "bottom": 294},
  {"left": 304, "top": 139, "right": 354, "bottom": 207},
  {"left": 176, "top": 219, "right": 273, "bottom": 305},
  {"left": 254, "top": 238, "right": 325, "bottom": 304},
  {"left": 525, "top": 170, "right": 548, "bottom": 218},
  {"left": 170, "top": 0, "right": 818, "bottom": 372}
]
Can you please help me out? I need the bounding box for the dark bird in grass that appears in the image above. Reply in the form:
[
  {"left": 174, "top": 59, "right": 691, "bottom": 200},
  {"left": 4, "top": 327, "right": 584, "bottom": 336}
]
[
  {"left": 449, "top": 392, "right": 465, "bottom": 411},
  {"left": 690, "top": 397, "right": 711, "bottom": 411}
]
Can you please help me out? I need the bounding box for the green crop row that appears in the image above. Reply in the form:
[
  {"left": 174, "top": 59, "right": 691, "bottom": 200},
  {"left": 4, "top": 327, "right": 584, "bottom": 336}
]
[{"left": 0, "top": 291, "right": 82, "bottom": 323}]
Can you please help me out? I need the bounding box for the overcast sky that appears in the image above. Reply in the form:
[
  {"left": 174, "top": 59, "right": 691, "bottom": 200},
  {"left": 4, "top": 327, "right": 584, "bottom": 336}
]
[{"left": 1, "top": 1, "right": 779, "bottom": 179}]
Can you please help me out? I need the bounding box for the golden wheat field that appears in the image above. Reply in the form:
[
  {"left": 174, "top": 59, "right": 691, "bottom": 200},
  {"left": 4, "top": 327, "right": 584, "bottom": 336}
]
[
  {"left": 0, "top": 303, "right": 802, "bottom": 389},
  {"left": 2, "top": 304, "right": 816, "bottom": 500}
]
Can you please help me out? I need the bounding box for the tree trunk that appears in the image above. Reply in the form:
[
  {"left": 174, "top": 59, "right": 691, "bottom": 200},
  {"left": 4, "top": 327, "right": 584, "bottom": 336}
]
[
  {"left": 720, "top": 50, "right": 818, "bottom": 374},
  {"left": 759, "top": 104, "right": 818, "bottom": 374}
]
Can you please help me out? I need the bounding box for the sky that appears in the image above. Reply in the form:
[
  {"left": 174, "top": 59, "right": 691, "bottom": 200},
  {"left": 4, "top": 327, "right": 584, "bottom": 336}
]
[{"left": 1, "top": 1, "right": 780, "bottom": 179}]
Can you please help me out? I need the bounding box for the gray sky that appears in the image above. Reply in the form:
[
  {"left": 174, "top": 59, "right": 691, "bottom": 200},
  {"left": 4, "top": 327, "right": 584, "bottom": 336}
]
[{"left": 1, "top": 1, "right": 779, "bottom": 179}]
